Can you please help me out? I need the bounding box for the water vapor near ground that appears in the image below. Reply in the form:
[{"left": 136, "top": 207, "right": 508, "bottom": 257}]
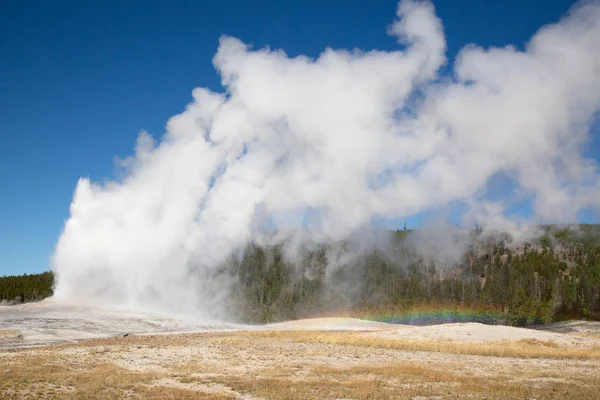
[{"left": 52, "top": 0, "right": 600, "bottom": 319}]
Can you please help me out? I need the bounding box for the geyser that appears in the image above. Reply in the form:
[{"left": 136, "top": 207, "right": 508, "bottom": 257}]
[{"left": 52, "top": 0, "right": 600, "bottom": 319}]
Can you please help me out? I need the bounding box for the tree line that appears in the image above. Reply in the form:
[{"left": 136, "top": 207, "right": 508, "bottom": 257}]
[
  {"left": 223, "top": 225, "right": 600, "bottom": 325},
  {"left": 2, "top": 225, "right": 599, "bottom": 326},
  {"left": 0, "top": 271, "right": 54, "bottom": 303}
]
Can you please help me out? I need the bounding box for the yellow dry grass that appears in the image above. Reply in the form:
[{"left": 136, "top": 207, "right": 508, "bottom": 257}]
[
  {"left": 575, "top": 332, "right": 600, "bottom": 340},
  {"left": 175, "top": 361, "right": 600, "bottom": 400},
  {"left": 1, "top": 352, "right": 156, "bottom": 399},
  {"left": 247, "top": 330, "right": 600, "bottom": 359},
  {"left": 2, "top": 329, "right": 600, "bottom": 399}
]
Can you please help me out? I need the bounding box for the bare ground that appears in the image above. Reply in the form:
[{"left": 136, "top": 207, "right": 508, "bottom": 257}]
[{"left": 2, "top": 315, "right": 600, "bottom": 399}]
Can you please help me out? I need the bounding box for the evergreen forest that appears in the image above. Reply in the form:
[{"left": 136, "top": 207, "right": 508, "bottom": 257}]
[{"left": 2, "top": 225, "right": 599, "bottom": 326}]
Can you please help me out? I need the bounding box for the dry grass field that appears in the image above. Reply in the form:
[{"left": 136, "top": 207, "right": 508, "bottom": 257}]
[{"left": 2, "top": 322, "right": 600, "bottom": 399}]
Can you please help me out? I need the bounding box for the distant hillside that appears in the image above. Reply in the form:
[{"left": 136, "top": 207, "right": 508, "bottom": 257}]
[{"left": 0, "top": 271, "right": 53, "bottom": 304}]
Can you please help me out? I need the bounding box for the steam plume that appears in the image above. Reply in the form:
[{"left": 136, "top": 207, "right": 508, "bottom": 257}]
[{"left": 52, "top": 0, "right": 600, "bottom": 318}]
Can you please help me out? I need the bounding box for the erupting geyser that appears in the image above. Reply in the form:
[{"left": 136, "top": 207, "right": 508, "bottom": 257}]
[{"left": 52, "top": 0, "right": 600, "bottom": 319}]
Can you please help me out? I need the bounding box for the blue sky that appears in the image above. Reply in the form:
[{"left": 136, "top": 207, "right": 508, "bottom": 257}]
[{"left": 0, "top": 0, "right": 586, "bottom": 276}]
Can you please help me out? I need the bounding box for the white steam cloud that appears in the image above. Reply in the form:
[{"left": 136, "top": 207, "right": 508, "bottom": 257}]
[{"left": 52, "top": 0, "right": 600, "bottom": 318}]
